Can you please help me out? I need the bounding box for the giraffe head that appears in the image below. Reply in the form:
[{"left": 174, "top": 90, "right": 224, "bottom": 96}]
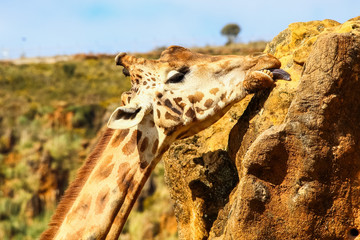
[{"left": 108, "top": 46, "right": 290, "bottom": 139}]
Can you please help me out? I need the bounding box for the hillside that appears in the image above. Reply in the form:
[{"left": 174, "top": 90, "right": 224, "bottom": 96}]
[{"left": 0, "top": 42, "right": 267, "bottom": 240}]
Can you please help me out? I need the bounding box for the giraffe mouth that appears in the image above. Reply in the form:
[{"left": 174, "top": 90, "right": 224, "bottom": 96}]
[{"left": 259, "top": 68, "right": 291, "bottom": 81}]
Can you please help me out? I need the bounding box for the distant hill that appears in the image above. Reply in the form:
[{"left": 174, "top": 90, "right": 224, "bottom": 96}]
[{"left": 0, "top": 41, "right": 267, "bottom": 240}]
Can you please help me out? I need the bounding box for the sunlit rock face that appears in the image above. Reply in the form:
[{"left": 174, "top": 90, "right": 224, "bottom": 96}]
[{"left": 163, "top": 17, "right": 360, "bottom": 240}]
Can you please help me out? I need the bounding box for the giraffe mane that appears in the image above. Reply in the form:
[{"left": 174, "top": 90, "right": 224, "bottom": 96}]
[{"left": 40, "top": 128, "right": 115, "bottom": 240}]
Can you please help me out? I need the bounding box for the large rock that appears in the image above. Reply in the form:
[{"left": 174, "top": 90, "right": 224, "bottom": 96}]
[{"left": 163, "top": 17, "right": 360, "bottom": 239}]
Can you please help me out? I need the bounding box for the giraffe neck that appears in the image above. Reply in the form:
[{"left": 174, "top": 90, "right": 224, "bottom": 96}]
[{"left": 40, "top": 116, "right": 168, "bottom": 240}]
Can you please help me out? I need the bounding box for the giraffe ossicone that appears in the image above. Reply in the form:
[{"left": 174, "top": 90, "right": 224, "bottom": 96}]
[{"left": 41, "top": 45, "right": 290, "bottom": 240}]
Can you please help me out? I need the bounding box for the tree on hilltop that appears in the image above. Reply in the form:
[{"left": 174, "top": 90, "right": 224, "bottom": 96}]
[{"left": 221, "top": 23, "right": 241, "bottom": 45}]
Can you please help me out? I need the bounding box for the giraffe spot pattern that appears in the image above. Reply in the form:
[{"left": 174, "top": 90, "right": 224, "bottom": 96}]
[
  {"left": 149, "top": 120, "right": 155, "bottom": 127},
  {"left": 156, "top": 92, "right": 163, "bottom": 99},
  {"left": 93, "top": 155, "right": 114, "bottom": 182},
  {"left": 204, "top": 99, "right": 214, "bottom": 108},
  {"left": 152, "top": 139, "right": 159, "bottom": 155},
  {"left": 173, "top": 97, "right": 186, "bottom": 110},
  {"left": 122, "top": 130, "right": 138, "bottom": 156},
  {"left": 164, "top": 99, "right": 182, "bottom": 115},
  {"left": 164, "top": 99, "right": 173, "bottom": 108},
  {"left": 69, "top": 193, "right": 92, "bottom": 221},
  {"left": 213, "top": 104, "right": 221, "bottom": 113},
  {"left": 111, "top": 129, "right": 130, "bottom": 147},
  {"left": 195, "top": 107, "right": 204, "bottom": 114},
  {"left": 185, "top": 108, "right": 196, "bottom": 119},
  {"left": 136, "top": 130, "right": 142, "bottom": 144},
  {"left": 116, "top": 162, "right": 137, "bottom": 194},
  {"left": 95, "top": 186, "right": 110, "bottom": 215},
  {"left": 140, "top": 161, "right": 148, "bottom": 169},
  {"left": 164, "top": 127, "right": 176, "bottom": 136},
  {"left": 165, "top": 112, "right": 180, "bottom": 121},
  {"left": 188, "top": 91, "right": 204, "bottom": 103},
  {"left": 210, "top": 88, "right": 219, "bottom": 95},
  {"left": 140, "top": 137, "right": 149, "bottom": 152}
]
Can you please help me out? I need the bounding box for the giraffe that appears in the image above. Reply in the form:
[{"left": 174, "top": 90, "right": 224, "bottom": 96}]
[{"left": 40, "top": 46, "right": 290, "bottom": 240}]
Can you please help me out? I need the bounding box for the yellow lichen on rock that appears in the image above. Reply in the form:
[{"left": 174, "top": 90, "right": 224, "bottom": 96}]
[
  {"left": 164, "top": 16, "right": 360, "bottom": 240},
  {"left": 265, "top": 17, "right": 360, "bottom": 83}
]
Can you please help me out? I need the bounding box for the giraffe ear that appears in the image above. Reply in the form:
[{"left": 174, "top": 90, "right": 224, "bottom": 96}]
[{"left": 107, "top": 106, "right": 146, "bottom": 129}]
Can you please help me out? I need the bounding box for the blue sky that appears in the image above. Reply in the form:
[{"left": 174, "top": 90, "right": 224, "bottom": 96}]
[{"left": 1, "top": 0, "right": 359, "bottom": 59}]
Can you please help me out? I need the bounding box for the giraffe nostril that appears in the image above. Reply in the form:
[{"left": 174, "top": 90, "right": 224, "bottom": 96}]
[{"left": 123, "top": 68, "right": 130, "bottom": 77}]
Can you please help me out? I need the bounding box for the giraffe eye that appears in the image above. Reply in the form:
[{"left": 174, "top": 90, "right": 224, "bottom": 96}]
[
  {"left": 166, "top": 72, "right": 185, "bottom": 84},
  {"left": 166, "top": 67, "right": 189, "bottom": 84}
]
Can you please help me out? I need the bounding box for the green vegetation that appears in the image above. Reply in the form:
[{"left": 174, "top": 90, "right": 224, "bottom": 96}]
[
  {"left": 0, "top": 56, "right": 130, "bottom": 239},
  {"left": 0, "top": 42, "right": 266, "bottom": 239}
]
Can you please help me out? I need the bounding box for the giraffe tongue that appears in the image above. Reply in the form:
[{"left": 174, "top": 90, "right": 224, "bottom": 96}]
[{"left": 269, "top": 69, "right": 291, "bottom": 81}]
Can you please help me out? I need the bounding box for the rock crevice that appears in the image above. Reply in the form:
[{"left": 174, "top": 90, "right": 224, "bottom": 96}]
[{"left": 164, "top": 17, "right": 360, "bottom": 240}]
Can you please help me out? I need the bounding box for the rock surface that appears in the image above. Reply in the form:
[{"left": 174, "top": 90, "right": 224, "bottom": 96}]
[{"left": 163, "top": 17, "right": 360, "bottom": 240}]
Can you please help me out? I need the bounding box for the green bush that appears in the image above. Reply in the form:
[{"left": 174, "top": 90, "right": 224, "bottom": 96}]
[{"left": 62, "top": 63, "right": 76, "bottom": 78}]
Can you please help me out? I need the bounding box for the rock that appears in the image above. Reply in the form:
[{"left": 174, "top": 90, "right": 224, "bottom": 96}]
[
  {"left": 217, "top": 31, "right": 360, "bottom": 240},
  {"left": 164, "top": 144, "right": 238, "bottom": 239},
  {"left": 163, "top": 17, "right": 360, "bottom": 239}
]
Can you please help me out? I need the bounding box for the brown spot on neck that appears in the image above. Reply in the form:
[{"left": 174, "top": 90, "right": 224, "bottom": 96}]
[
  {"left": 68, "top": 193, "right": 92, "bottom": 221},
  {"left": 136, "top": 130, "right": 142, "bottom": 144},
  {"left": 91, "top": 155, "right": 114, "bottom": 183},
  {"left": 111, "top": 129, "right": 130, "bottom": 147},
  {"left": 95, "top": 186, "right": 110, "bottom": 215},
  {"left": 122, "top": 130, "right": 139, "bottom": 156},
  {"left": 152, "top": 139, "right": 159, "bottom": 155},
  {"left": 140, "top": 137, "right": 149, "bottom": 152},
  {"left": 40, "top": 128, "right": 115, "bottom": 240},
  {"left": 140, "top": 160, "right": 148, "bottom": 169}
]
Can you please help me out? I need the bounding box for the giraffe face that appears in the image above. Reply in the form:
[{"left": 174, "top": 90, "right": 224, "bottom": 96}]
[{"left": 108, "top": 46, "right": 289, "bottom": 138}]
